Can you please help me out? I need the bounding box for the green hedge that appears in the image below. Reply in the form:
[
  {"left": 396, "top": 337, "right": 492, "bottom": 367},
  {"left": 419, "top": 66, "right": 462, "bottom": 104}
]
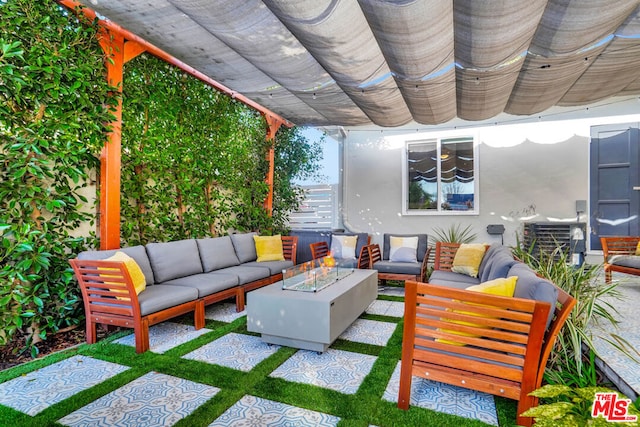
[{"left": 1, "top": 0, "right": 322, "bottom": 356}]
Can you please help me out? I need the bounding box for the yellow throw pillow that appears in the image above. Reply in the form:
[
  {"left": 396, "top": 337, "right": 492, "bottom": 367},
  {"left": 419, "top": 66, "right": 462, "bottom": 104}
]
[
  {"left": 436, "top": 276, "right": 518, "bottom": 346},
  {"left": 102, "top": 251, "right": 146, "bottom": 300},
  {"left": 451, "top": 243, "right": 487, "bottom": 278},
  {"left": 636, "top": 240, "right": 640, "bottom": 256},
  {"left": 254, "top": 235, "right": 285, "bottom": 262}
]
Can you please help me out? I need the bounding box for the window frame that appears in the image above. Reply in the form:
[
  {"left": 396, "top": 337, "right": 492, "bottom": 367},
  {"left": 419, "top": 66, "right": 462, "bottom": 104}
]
[{"left": 402, "top": 134, "right": 479, "bottom": 216}]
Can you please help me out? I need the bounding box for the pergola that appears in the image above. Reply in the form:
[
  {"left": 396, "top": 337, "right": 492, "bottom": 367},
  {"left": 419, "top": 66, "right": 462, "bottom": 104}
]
[{"left": 59, "top": 0, "right": 640, "bottom": 249}]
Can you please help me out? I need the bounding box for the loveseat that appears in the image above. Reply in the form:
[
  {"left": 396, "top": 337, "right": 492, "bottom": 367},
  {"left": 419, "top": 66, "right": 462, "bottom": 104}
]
[
  {"left": 398, "top": 241, "right": 576, "bottom": 427},
  {"left": 69, "top": 233, "right": 297, "bottom": 353}
]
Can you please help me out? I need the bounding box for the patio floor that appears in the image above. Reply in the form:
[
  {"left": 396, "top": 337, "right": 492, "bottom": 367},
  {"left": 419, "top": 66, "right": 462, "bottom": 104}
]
[
  {"left": 0, "top": 274, "right": 637, "bottom": 426},
  {"left": 590, "top": 272, "right": 640, "bottom": 401},
  {"left": 0, "top": 291, "right": 501, "bottom": 426}
]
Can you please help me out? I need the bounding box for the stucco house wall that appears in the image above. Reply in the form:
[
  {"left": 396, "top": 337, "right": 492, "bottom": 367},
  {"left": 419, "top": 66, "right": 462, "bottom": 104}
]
[{"left": 337, "top": 97, "right": 640, "bottom": 251}]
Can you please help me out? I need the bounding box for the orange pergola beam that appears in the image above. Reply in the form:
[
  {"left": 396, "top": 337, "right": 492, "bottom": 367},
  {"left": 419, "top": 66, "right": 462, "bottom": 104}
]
[{"left": 58, "top": 0, "right": 292, "bottom": 245}]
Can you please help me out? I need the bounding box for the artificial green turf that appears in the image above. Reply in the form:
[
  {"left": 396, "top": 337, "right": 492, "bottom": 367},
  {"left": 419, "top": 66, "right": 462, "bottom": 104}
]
[{"left": 0, "top": 299, "right": 518, "bottom": 427}]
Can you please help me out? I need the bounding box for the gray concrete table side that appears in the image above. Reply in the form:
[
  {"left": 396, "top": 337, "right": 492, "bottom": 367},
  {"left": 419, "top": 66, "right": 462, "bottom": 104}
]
[{"left": 246, "top": 269, "right": 378, "bottom": 352}]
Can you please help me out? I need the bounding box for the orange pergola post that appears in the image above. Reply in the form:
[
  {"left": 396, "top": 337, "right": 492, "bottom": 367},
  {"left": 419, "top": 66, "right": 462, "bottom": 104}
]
[
  {"left": 264, "top": 115, "right": 282, "bottom": 215},
  {"left": 97, "top": 31, "right": 146, "bottom": 250},
  {"left": 98, "top": 30, "right": 124, "bottom": 250}
]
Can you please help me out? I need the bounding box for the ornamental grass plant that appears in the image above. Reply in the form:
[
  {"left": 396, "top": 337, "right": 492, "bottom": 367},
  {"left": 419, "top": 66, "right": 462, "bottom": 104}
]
[{"left": 513, "top": 241, "right": 639, "bottom": 388}]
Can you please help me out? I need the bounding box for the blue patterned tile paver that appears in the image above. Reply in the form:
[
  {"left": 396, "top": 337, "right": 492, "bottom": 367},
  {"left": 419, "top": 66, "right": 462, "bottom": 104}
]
[
  {"left": 204, "top": 302, "right": 246, "bottom": 322},
  {"left": 209, "top": 395, "right": 340, "bottom": 426},
  {"left": 58, "top": 371, "right": 219, "bottom": 427},
  {"left": 270, "top": 349, "right": 376, "bottom": 394},
  {"left": 339, "top": 318, "right": 396, "bottom": 346},
  {"left": 382, "top": 362, "right": 498, "bottom": 426},
  {"left": 182, "top": 333, "right": 279, "bottom": 371},
  {"left": 0, "top": 355, "right": 128, "bottom": 416},
  {"left": 113, "top": 322, "right": 211, "bottom": 353}
]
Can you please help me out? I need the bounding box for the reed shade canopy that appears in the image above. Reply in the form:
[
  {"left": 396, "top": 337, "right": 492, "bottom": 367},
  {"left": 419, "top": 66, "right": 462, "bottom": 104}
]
[{"left": 80, "top": 0, "right": 640, "bottom": 127}]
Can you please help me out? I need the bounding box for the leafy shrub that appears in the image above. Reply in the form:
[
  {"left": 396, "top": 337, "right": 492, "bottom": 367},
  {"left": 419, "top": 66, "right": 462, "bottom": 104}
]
[{"left": 1, "top": 0, "right": 113, "bottom": 355}]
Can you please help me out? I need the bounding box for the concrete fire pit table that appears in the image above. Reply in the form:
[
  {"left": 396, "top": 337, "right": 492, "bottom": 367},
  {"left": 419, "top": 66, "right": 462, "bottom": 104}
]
[{"left": 246, "top": 269, "right": 378, "bottom": 352}]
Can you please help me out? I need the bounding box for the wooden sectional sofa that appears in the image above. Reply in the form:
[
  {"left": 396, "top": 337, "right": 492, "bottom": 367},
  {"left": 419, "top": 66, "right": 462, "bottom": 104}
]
[
  {"left": 69, "top": 233, "right": 297, "bottom": 353},
  {"left": 398, "top": 242, "right": 575, "bottom": 427},
  {"left": 600, "top": 236, "right": 640, "bottom": 283}
]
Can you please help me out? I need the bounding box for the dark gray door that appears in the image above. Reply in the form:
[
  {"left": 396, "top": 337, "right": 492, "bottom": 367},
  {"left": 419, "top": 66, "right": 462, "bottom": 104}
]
[{"left": 590, "top": 123, "right": 640, "bottom": 250}]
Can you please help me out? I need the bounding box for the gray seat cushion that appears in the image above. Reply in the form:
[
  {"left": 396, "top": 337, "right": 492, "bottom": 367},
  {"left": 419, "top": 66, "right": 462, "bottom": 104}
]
[
  {"left": 78, "top": 245, "right": 155, "bottom": 285},
  {"left": 146, "top": 239, "right": 203, "bottom": 283},
  {"left": 197, "top": 236, "right": 240, "bottom": 272},
  {"left": 230, "top": 232, "right": 258, "bottom": 263},
  {"left": 383, "top": 233, "right": 428, "bottom": 262},
  {"left": 215, "top": 265, "right": 271, "bottom": 285},
  {"left": 609, "top": 255, "right": 640, "bottom": 269},
  {"left": 373, "top": 260, "right": 421, "bottom": 275},
  {"left": 429, "top": 270, "right": 481, "bottom": 287},
  {"left": 243, "top": 260, "right": 294, "bottom": 275},
  {"left": 162, "top": 272, "right": 239, "bottom": 297},
  {"left": 137, "top": 284, "right": 198, "bottom": 316}
]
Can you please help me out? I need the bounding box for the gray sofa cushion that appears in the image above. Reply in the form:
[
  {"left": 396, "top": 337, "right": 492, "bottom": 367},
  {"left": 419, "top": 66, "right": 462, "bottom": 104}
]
[
  {"left": 230, "top": 232, "right": 258, "bottom": 263},
  {"left": 243, "top": 260, "right": 294, "bottom": 275},
  {"left": 137, "top": 284, "right": 198, "bottom": 316},
  {"left": 77, "top": 245, "right": 155, "bottom": 285},
  {"left": 486, "top": 251, "right": 518, "bottom": 281},
  {"left": 163, "top": 272, "right": 239, "bottom": 297},
  {"left": 215, "top": 265, "right": 271, "bottom": 285},
  {"left": 478, "top": 244, "right": 507, "bottom": 282},
  {"left": 373, "top": 260, "right": 422, "bottom": 275},
  {"left": 197, "top": 236, "right": 240, "bottom": 272},
  {"left": 609, "top": 255, "right": 640, "bottom": 269},
  {"left": 509, "top": 263, "right": 558, "bottom": 328},
  {"left": 429, "top": 270, "right": 481, "bottom": 287},
  {"left": 383, "top": 233, "right": 428, "bottom": 262},
  {"left": 146, "top": 239, "right": 203, "bottom": 283}
]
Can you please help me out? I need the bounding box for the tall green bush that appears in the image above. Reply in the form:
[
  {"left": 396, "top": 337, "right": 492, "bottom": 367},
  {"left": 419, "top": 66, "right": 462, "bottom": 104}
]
[
  {"left": 120, "top": 54, "right": 323, "bottom": 243},
  {"left": 0, "top": 0, "right": 114, "bottom": 355},
  {"left": 1, "top": 1, "right": 323, "bottom": 358}
]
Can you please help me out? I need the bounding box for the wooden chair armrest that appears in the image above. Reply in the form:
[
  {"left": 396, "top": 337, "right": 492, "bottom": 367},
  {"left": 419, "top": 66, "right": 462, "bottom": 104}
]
[{"left": 420, "top": 246, "right": 432, "bottom": 281}]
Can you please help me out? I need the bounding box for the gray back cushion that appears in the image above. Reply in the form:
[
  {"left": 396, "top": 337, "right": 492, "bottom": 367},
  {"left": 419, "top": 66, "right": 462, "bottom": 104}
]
[
  {"left": 486, "top": 251, "right": 518, "bottom": 281},
  {"left": 197, "top": 236, "right": 240, "bottom": 272},
  {"left": 478, "top": 244, "right": 505, "bottom": 282},
  {"left": 383, "top": 233, "right": 428, "bottom": 262},
  {"left": 230, "top": 232, "right": 258, "bottom": 263},
  {"left": 146, "top": 239, "right": 203, "bottom": 283},
  {"left": 509, "top": 263, "right": 558, "bottom": 328},
  {"left": 77, "top": 245, "right": 155, "bottom": 285}
]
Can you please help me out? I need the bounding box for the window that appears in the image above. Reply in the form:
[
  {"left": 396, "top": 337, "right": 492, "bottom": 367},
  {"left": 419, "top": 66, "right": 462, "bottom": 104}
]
[{"left": 403, "top": 136, "right": 478, "bottom": 214}]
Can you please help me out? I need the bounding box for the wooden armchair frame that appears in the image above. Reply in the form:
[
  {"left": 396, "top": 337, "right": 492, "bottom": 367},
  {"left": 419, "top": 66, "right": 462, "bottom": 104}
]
[
  {"left": 398, "top": 280, "right": 575, "bottom": 427},
  {"left": 600, "top": 236, "right": 640, "bottom": 283},
  {"left": 69, "top": 259, "right": 204, "bottom": 353}
]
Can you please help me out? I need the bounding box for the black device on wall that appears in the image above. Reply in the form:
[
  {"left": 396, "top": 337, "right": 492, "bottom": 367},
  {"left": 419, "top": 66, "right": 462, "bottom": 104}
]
[{"left": 487, "top": 224, "right": 505, "bottom": 244}]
